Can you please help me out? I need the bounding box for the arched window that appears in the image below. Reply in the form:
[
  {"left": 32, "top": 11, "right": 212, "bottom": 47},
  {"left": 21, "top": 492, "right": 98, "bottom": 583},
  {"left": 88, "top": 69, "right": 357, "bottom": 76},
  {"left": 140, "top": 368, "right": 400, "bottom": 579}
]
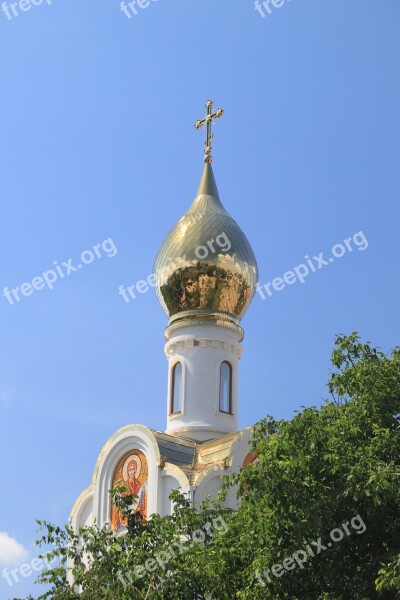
[
  {"left": 170, "top": 362, "right": 183, "bottom": 414},
  {"left": 219, "top": 361, "right": 232, "bottom": 414}
]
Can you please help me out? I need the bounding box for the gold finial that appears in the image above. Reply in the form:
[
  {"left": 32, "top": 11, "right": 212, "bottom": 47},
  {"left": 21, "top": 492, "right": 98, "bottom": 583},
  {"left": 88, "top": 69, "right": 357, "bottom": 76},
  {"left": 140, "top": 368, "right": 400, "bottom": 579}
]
[{"left": 195, "top": 99, "right": 224, "bottom": 163}]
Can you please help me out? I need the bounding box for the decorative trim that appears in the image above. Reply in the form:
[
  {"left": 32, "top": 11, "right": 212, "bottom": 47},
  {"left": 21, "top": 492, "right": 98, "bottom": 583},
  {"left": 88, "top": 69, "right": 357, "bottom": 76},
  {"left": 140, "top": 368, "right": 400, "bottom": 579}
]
[
  {"left": 166, "top": 337, "right": 241, "bottom": 357},
  {"left": 69, "top": 484, "right": 94, "bottom": 524},
  {"left": 165, "top": 316, "right": 244, "bottom": 341}
]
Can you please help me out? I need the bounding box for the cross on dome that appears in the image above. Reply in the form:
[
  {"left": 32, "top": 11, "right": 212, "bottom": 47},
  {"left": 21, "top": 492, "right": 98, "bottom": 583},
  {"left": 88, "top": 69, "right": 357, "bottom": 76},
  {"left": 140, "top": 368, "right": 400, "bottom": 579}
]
[{"left": 195, "top": 99, "right": 224, "bottom": 163}]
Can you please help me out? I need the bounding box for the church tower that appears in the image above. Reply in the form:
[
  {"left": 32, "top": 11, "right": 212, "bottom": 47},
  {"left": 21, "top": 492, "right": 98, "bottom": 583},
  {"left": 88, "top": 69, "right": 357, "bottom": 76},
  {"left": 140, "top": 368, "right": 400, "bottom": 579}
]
[
  {"left": 154, "top": 100, "right": 258, "bottom": 441},
  {"left": 70, "top": 101, "right": 260, "bottom": 531}
]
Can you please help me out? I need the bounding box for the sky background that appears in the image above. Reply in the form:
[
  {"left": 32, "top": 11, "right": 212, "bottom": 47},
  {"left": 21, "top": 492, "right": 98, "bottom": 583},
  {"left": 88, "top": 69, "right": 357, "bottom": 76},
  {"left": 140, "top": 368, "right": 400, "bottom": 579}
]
[{"left": 0, "top": 0, "right": 399, "bottom": 597}]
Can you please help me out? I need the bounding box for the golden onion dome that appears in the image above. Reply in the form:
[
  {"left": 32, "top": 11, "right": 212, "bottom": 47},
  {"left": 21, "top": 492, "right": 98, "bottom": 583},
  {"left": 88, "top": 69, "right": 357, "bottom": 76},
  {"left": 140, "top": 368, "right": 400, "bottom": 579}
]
[{"left": 154, "top": 162, "right": 258, "bottom": 325}]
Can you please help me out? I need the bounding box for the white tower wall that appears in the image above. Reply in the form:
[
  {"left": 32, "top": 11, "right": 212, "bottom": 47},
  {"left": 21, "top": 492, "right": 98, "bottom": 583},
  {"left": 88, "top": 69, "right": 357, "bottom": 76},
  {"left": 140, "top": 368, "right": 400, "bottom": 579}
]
[{"left": 164, "top": 321, "right": 243, "bottom": 441}]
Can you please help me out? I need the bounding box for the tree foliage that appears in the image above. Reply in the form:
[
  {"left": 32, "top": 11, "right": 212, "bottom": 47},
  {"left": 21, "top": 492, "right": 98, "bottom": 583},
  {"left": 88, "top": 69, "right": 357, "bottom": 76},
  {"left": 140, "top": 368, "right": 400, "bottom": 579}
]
[
  {"left": 213, "top": 333, "right": 400, "bottom": 598},
  {"left": 27, "top": 334, "right": 400, "bottom": 599},
  {"left": 34, "top": 487, "right": 231, "bottom": 600}
]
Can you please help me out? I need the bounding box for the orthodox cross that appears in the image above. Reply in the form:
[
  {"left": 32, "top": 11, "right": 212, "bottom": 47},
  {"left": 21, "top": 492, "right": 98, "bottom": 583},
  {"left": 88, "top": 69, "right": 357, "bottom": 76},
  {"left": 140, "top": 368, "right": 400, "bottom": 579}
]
[{"left": 195, "top": 99, "right": 224, "bottom": 163}]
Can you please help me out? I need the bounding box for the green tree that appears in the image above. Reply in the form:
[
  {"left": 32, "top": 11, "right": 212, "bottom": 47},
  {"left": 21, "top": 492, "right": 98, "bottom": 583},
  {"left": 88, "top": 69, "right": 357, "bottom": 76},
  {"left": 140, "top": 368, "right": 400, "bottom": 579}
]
[
  {"left": 31, "top": 334, "right": 400, "bottom": 599},
  {"left": 207, "top": 333, "right": 400, "bottom": 599},
  {"left": 34, "top": 486, "right": 232, "bottom": 600}
]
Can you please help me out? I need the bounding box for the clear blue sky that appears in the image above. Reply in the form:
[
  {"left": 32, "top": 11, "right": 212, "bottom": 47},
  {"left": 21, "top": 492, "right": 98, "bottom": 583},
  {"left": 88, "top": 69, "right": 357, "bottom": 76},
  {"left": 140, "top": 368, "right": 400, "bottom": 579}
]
[{"left": 0, "top": 0, "right": 399, "bottom": 597}]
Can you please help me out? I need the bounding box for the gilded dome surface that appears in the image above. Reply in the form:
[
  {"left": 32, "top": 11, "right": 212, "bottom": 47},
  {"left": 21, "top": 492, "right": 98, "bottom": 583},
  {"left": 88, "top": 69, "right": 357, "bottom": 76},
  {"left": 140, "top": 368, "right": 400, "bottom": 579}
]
[{"left": 154, "top": 163, "right": 258, "bottom": 323}]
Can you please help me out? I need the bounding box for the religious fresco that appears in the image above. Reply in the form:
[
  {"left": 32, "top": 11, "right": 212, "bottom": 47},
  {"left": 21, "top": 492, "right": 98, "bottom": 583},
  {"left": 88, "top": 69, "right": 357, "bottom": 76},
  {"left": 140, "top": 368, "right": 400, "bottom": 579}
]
[
  {"left": 242, "top": 451, "right": 260, "bottom": 470},
  {"left": 110, "top": 449, "right": 148, "bottom": 530},
  {"left": 242, "top": 451, "right": 260, "bottom": 491}
]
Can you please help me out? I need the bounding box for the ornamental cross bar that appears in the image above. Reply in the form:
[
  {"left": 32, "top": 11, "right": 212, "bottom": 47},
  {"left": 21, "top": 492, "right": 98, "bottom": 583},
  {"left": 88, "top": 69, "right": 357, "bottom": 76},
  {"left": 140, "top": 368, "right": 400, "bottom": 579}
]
[{"left": 195, "top": 99, "right": 224, "bottom": 163}]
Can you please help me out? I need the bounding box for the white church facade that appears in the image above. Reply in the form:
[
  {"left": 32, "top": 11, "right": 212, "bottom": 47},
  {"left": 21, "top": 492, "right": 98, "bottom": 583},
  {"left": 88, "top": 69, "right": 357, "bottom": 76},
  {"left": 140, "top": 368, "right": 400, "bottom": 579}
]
[{"left": 70, "top": 101, "right": 260, "bottom": 532}]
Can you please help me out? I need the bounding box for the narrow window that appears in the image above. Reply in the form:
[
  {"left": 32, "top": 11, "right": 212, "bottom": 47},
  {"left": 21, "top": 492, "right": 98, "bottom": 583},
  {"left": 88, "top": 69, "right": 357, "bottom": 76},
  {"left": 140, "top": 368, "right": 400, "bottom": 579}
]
[
  {"left": 171, "top": 362, "right": 183, "bottom": 414},
  {"left": 219, "top": 361, "right": 232, "bottom": 413}
]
